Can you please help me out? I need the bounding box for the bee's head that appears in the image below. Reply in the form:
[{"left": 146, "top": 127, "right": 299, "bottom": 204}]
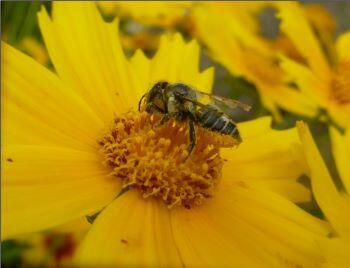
[
  {"left": 139, "top": 81, "right": 169, "bottom": 112},
  {"left": 149, "top": 81, "right": 169, "bottom": 96}
]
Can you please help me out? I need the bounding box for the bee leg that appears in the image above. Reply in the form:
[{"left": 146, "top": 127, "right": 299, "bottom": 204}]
[
  {"left": 186, "top": 117, "right": 196, "bottom": 160},
  {"left": 155, "top": 113, "right": 171, "bottom": 127}
]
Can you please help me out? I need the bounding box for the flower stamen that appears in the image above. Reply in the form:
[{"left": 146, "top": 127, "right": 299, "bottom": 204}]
[
  {"left": 330, "top": 60, "right": 350, "bottom": 105},
  {"left": 99, "top": 112, "right": 238, "bottom": 208}
]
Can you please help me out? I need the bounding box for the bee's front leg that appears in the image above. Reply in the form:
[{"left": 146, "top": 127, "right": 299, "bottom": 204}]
[
  {"left": 155, "top": 113, "right": 171, "bottom": 127},
  {"left": 186, "top": 116, "right": 196, "bottom": 160}
]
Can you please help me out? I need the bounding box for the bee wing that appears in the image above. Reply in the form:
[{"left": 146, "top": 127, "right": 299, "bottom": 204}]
[{"left": 193, "top": 90, "right": 252, "bottom": 112}]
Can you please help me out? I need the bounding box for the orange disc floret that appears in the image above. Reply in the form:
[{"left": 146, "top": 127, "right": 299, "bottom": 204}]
[{"left": 99, "top": 112, "right": 239, "bottom": 208}]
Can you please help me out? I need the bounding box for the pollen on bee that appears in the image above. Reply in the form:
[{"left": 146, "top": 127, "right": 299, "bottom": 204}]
[{"left": 99, "top": 112, "right": 238, "bottom": 208}]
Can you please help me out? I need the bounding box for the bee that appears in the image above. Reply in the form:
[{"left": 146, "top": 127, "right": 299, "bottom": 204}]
[{"left": 139, "top": 81, "right": 251, "bottom": 157}]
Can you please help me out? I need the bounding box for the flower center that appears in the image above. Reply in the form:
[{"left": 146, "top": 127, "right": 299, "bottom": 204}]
[
  {"left": 99, "top": 112, "right": 238, "bottom": 208},
  {"left": 244, "top": 47, "right": 283, "bottom": 86},
  {"left": 330, "top": 60, "right": 350, "bottom": 105}
]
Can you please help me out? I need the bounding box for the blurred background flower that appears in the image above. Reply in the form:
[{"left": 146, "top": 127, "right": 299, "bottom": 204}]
[
  {"left": 2, "top": 231, "right": 84, "bottom": 268},
  {"left": 298, "top": 122, "right": 350, "bottom": 267}
]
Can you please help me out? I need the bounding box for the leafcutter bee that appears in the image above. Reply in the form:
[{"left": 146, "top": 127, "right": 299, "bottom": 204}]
[{"left": 139, "top": 81, "right": 251, "bottom": 157}]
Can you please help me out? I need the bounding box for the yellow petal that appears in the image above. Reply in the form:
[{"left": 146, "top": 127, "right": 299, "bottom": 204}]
[
  {"left": 75, "top": 190, "right": 182, "bottom": 267},
  {"left": 2, "top": 145, "right": 119, "bottom": 239},
  {"left": 192, "top": 7, "right": 250, "bottom": 80},
  {"left": 135, "top": 33, "right": 214, "bottom": 91},
  {"left": 222, "top": 125, "right": 303, "bottom": 181},
  {"left": 277, "top": 2, "right": 330, "bottom": 80},
  {"left": 297, "top": 122, "right": 350, "bottom": 238},
  {"left": 53, "top": 217, "right": 91, "bottom": 233},
  {"left": 330, "top": 127, "right": 350, "bottom": 193},
  {"left": 248, "top": 179, "right": 311, "bottom": 203},
  {"left": 268, "top": 84, "right": 319, "bottom": 117},
  {"left": 327, "top": 106, "right": 350, "bottom": 130},
  {"left": 279, "top": 54, "right": 329, "bottom": 105},
  {"left": 336, "top": 31, "right": 350, "bottom": 61},
  {"left": 223, "top": 118, "right": 309, "bottom": 202},
  {"left": 171, "top": 180, "right": 328, "bottom": 267},
  {"left": 101, "top": 1, "right": 192, "bottom": 28},
  {"left": 319, "top": 238, "right": 350, "bottom": 267},
  {"left": 236, "top": 116, "right": 273, "bottom": 139},
  {"left": 19, "top": 37, "right": 49, "bottom": 66},
  {"left": 261, "top": 95, "right": 283, "bottom": 122},
  {"left": 129, "top": 33, "right": 214, "bottom": 100},
  {"left": 2, "top": 42, "right": 103, "bottom": 151},
  {"left": 38, "top": 3, "right": 135, "bottom": 122},
  {"left": 129, "top": 49, "right": 152, "bottom": 96}
]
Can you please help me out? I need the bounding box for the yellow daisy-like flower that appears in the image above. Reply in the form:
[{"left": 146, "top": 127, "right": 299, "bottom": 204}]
[
  {"left": 278, "top": 2, "right": 350, "bottom": 129},
  {"left": 298, "top": 122, "right": 350, "bottom": 267},
  {"left": 2, "top": 2, "right": 329, "bottom": 266},
  {"left": 192, "top": 4, "right": 320, "bottom": 122},
  {"left": 192, "top": 3, "right": 342, "bottom": 124}
]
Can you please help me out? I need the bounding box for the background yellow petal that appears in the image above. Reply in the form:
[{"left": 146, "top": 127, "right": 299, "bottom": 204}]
[
  {"left": 38, "top": 3, "right": 135, "bottom": 123},
  {"left": 268, "top": 84, "right": 319, "bottom": 117},
  {"left": 99, "top": 1, "right": 192, "bottom": 27},
  {"left": 2, "top": 145, "right": 119, "bottom": 239},
  {"left": 336, "top": 31, "right": 350, "bottom": 61},
  {"left": 298, "top": 122, "right": 350, "bottom": 238},
  {"left": 75, "top": 190, "right": 182, "bottom": 267},
  {"left": 130, "top": 33, "right": 214, "bottom": 98},
  {"left": 2, "top": 42, "right": 103, "bottom": 151},
  {"left": 171, "top": 180, "right": 328, "bottom": 267},
  {"left": 330, "top": 127, "right": 350, "bottom": 193},
  {"left": 277, "top": 2, "right": 330, "bottom": 80},
  {"left": 327, "top": 106, "right": 350, "bottom": 131},
  {"left": 193, "top": 6, "right": 318, "bottom": 120},
  {"left": 279, "top": 55, "right": 330, "bottom": 105},
  {"left": 192, "top": 7, "right": 248, "bottom": 79}
]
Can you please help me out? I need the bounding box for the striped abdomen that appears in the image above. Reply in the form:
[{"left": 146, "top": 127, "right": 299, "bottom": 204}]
[{"left": 197, "top": 105, "right": 241, "bottom": 141}]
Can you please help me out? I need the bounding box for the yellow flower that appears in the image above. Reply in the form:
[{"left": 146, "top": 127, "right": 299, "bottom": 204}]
[
  {"left": 298, "top": 122, "right": 350, "bottom": 267},
  {"left": 2, "top": 2, "right": 329, "bottom": 266},
  {"left": 278, "top": 2, "right": 350, "bottom": 129},
  {"left": 192, "top": 4, "right": 319, "bottom": 122},
  {"left": 192, "top": 3, "right": 341, "bottom": 124}
]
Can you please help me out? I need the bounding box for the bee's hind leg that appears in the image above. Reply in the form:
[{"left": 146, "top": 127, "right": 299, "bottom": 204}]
[{"left": 186, "top": 117, "right": 196, "bottom": 160}]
